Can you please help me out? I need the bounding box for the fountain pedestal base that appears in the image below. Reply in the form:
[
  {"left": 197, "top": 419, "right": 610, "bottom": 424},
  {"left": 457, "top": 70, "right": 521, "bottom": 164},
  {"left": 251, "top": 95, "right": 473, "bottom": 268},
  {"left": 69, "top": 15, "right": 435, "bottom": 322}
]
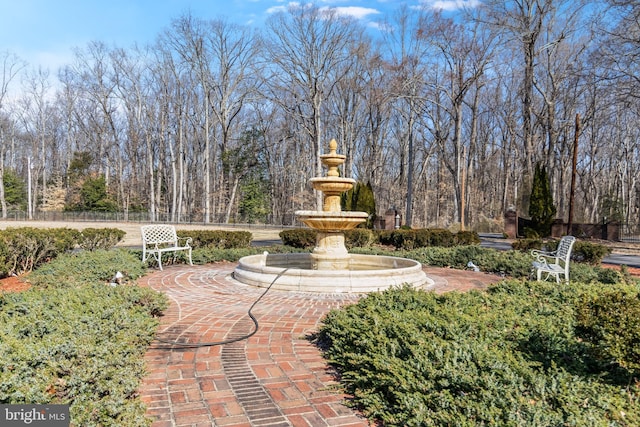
[{"left": 311, "top": 231, "right": 350, "bottom": 269}]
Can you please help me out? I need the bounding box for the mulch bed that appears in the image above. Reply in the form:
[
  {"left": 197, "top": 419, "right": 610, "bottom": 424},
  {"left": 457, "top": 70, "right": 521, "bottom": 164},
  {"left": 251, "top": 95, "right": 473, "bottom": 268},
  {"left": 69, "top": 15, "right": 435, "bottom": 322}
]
[{"left": 0, "top": 275, "right": 31, "bottom": 293}]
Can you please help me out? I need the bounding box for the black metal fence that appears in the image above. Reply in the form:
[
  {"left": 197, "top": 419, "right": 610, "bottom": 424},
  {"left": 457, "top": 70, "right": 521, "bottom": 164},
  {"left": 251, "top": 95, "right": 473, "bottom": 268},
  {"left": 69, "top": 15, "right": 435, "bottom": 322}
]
[
  {"left": 621, "top": 223, "right": 640, "bottom": 242},
  {"left": 0, "top": 210, "right": 298, "bottom": 228}
]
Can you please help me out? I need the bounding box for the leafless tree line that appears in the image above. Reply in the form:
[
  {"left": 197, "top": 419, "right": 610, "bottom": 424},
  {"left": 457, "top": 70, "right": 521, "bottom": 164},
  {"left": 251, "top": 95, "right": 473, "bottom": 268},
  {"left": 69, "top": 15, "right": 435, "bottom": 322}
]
[{"left": 0, "top": 1, "right": 638, "bottom": 230}]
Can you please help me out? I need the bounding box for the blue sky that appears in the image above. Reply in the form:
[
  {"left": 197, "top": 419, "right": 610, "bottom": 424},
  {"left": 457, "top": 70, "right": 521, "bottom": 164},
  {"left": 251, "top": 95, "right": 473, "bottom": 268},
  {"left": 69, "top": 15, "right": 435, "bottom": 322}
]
[{"left": 1, "top": 0, "right": 480, "bottom": 71}]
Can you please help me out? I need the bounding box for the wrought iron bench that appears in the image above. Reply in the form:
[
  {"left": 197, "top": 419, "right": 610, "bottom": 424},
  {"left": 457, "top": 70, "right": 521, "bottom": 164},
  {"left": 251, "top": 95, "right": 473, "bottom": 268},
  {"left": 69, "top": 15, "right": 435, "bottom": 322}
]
[
  {"left": 531, "top": 235, "right": 576, "bottom": 284},
  {"left": 141, "top": 224, "right": 193, "bottom": 270}
]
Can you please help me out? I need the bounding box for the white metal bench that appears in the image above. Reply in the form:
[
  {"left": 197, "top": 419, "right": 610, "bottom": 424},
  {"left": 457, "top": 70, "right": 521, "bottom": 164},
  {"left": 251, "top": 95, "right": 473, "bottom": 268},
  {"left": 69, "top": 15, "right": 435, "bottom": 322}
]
[
  {"left": 141, "top": 225, "right": 193, "bottom": 270},
  {"left": 531, "top": 235, "right": 576, "bottom": 284}
]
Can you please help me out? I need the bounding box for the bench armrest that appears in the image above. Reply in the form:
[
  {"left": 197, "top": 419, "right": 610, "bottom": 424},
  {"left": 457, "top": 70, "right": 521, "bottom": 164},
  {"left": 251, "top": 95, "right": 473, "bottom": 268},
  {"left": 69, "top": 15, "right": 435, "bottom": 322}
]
[{"left": 531, "top": 249, "right": 556, "bottom": 265}]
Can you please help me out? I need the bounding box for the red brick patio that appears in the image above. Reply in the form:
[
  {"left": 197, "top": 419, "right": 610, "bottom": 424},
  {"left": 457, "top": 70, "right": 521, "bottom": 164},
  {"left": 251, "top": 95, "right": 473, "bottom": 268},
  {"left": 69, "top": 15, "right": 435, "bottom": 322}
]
[{"left": 137, "top": 263, "right": 501, "bottom": 427}]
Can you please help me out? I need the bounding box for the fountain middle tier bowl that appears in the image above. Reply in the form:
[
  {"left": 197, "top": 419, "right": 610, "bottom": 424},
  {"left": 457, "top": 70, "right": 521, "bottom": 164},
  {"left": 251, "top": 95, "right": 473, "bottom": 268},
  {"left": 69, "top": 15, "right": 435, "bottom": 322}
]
[
  {"left": 295, "top": 210, "right": 369, "bottom": 231},
  {"left": 309, "top": 177, "right": 356, "bottom": 193},
  {"left": 232, "top": 253, "right": 432, "bottom": 293}
]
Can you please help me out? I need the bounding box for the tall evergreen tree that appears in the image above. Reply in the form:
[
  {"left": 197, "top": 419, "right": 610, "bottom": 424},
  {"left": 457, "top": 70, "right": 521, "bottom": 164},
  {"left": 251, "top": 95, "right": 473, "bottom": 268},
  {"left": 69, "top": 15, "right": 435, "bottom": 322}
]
[
  {"left": 529, "top": 163, "right": 556, "bottom": 236},
  {"left": 342, "top": 181, "right": 376, "bottom": 228}
]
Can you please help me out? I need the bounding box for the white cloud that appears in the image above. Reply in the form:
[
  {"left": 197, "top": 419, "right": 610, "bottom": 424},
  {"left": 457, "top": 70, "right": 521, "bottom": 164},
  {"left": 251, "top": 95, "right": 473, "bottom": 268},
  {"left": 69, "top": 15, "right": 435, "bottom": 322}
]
[
  {"left": 422, "top": 0, "right": 482, "bottom": 12},
  {"left": 329, "top": 6, "right": 381, "bottom": 19},
  {"left": 266, "top": 2, "right": 380, "bottom": 19},
  {"left": 266, "top": 1, "right": 300, "bottom": 14},
  {"left": 266, "top": 5, "right": 287, "bottom": 13}
]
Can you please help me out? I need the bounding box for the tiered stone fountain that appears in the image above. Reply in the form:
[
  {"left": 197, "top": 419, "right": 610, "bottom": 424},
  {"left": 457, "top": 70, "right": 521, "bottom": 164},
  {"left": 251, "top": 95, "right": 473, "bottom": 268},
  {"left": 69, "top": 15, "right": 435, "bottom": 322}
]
[{"left": 233, "top": 139, "right": 430, "bottom": 293}]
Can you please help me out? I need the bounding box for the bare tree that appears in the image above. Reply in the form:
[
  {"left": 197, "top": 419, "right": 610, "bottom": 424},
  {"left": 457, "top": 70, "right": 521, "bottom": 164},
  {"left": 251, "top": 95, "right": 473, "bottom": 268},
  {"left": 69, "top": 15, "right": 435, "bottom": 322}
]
[
  {"left": 265, "top": 4, "right": 363, "bottom": 210},
  {"left": 0, "top": 51, "right": 26, "bottom": 218},
  {"left": 478, "top": 0, "right": 563, "bottom": 180},
  {"left": 379, "top": 5, "right": 430, "bottom": 227},
  {"left": 19, "top": 67, "right": 56, "bottom": 217},
  {"left": 205, "top": 19, "right": 262, "bottom": 223},
  {"left": 418, "top": 12, "right": 494, "bottom": 229}
]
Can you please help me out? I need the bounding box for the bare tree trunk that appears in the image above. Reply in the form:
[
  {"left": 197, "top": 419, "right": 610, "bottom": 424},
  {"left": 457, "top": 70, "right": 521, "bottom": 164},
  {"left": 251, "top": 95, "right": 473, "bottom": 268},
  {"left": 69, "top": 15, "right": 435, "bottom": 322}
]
[{"left": 146, "top": 134, "right": 156, "bottom": 222}]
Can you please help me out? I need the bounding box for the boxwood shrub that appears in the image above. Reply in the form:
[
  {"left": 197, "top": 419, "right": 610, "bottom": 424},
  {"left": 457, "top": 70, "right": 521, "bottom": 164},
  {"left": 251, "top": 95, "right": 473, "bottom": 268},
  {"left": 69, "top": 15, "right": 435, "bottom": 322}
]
[
  {"left": 178, "top": 229, "right": 252, "bottom": 249},
  {"left": 376, "top": 229, "right": 479, "bottom": 250},
  {"left": 0, "top": 227, "right": 80, "bottom": 277},
  {"left": 77, "top": 227, "right": 126, "bottom": 251},
  {"left": 344, "top": 228, "right": 375, "bottom": 249},
  {"left": 0, "top": 227, "right": 126, "bottom": 277},
  {"left": 281, "top": 228, "right": 481, "bottom": 251},
  {"left": 576, "top": 288, "right": 640, "bottom": 373},
  {"left": 279, "top": 228, "right": 316, "bottom": 249}
]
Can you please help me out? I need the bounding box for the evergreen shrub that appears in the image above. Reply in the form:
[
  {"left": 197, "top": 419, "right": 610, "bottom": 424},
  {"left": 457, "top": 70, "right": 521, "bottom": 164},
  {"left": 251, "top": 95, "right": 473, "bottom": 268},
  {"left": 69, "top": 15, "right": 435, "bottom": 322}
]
[
  {"left": 279, "top": 229, "right": 316, "bottom": 249},
  {"left": 78, "top": 227, "right": 126, "bottom": 251},
  {"left": 375, "top": 229, "right": 479, "bottom": 250},
  {"left": 344, "top": 228, "right": 374, "bottom": 249},
  {"left": 0, "top": 249, "right": 166, "bottom": 426},
  {"left": 191, "top": 247, "right": 260, "bottom": 264},
  {"left": 28, "top": 249, "right": 147, "bottom": 289},
  {"left": 529, "top": 163, "right": 556, "bottom": 236},
  {"left": 427, "top": 228, "right": 454, "bottom": 246},
  {"left": 576, "top": 287, "right": 640, "bottom": 373},
  {"left": 0, "top": 227, "right": 80, "bottom": 277},
  {"left": 512, "top": 238, "right": 611, "bottom": 265},
  {"left": 573, "top": 240, "right": 612, "bottom": 265},
  {"left": 454, "top": 230, "right": 481, "bottom": 245},
  {"left": 402, "top": 245, "right": 533, "bottom": 278},
  {"left": 178, "top": 229, "right": 252, "bottom": 249},
  {"left": 318, "top": 282, "right": 640, "bottom": 426}
]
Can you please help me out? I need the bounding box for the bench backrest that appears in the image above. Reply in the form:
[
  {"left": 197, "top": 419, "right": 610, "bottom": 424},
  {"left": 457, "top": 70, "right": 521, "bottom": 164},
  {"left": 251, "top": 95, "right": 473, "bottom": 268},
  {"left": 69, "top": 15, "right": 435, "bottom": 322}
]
[
  {"left": 555, "top": 236, "right": 576, "bottom": 267},
  {"left": 141, "top": 225, "right": 178, "bottom": 246}
]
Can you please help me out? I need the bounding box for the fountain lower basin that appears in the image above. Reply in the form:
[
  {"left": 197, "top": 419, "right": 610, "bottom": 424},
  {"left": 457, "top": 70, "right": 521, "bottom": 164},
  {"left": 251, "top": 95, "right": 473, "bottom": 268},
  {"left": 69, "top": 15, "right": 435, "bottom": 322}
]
[{"left": 233, "top": 253, "right": 432, "bottom": 293}]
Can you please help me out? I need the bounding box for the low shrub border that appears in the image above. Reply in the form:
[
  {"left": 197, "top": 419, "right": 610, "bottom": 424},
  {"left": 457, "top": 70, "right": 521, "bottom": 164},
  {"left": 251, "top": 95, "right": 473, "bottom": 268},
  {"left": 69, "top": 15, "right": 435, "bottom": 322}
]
[
  {"left": 178, "top": 229, "right": 252, "bottom": 249},
  {"left": 0, "top": 227, "right": 126, "bottom": 277},
  {"left": 280, "top": 228, "right": 481, "bottom": 250}
]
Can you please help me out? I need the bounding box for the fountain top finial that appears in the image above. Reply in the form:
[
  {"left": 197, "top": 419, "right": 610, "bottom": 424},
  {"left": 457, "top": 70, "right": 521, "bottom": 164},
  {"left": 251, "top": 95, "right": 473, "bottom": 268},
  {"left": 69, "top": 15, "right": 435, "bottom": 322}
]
[
  {"left": 329, "top": 138, "right": 338, "bottom": 154},
  {"left": 321, "top": 139, "right": 346, "bottom": 177}
]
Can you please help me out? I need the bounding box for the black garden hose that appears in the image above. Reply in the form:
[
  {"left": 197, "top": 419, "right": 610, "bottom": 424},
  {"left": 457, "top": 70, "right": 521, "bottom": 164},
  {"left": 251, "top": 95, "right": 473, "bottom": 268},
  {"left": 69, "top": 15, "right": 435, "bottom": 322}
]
[{"left": 152, "top": 267, "right": 288, "bottom": 349}]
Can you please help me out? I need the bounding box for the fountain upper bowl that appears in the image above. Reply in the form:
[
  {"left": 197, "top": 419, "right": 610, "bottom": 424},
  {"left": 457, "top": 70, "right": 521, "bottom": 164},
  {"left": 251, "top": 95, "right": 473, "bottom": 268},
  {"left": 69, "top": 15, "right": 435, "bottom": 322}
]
[{"left": 309, "top": 177, "right": 355, "bottom": 193}]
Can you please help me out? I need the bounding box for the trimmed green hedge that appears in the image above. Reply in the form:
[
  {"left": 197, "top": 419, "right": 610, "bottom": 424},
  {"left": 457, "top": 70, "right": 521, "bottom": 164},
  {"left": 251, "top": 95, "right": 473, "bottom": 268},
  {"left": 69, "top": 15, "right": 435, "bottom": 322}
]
[
  {"left": 178, "top": 229, "right": 252, "bottom": 249},
  {"left": 318, "top": 282, "right": 640, "bottom": 426},
  {"left": 279, "top": 228, "right": 316, "bottom": 249},
  {"left": 0, "top": 227, "right": 79, "bottom": 277},
  {"left": 78, "top": 227, "right": 126, "bottom": 251},
  {"left": 280, "top": 228, "right": 481, "bottom": 250},
  {"left": 0, "top": 227, "right": 126, "bottom": 277}
]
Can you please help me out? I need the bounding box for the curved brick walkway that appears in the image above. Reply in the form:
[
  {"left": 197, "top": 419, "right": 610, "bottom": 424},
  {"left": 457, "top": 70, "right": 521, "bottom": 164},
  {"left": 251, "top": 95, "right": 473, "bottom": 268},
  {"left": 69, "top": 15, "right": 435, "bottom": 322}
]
[{"left": 137, "top": 263, "right": 501, "bottom": 427}]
